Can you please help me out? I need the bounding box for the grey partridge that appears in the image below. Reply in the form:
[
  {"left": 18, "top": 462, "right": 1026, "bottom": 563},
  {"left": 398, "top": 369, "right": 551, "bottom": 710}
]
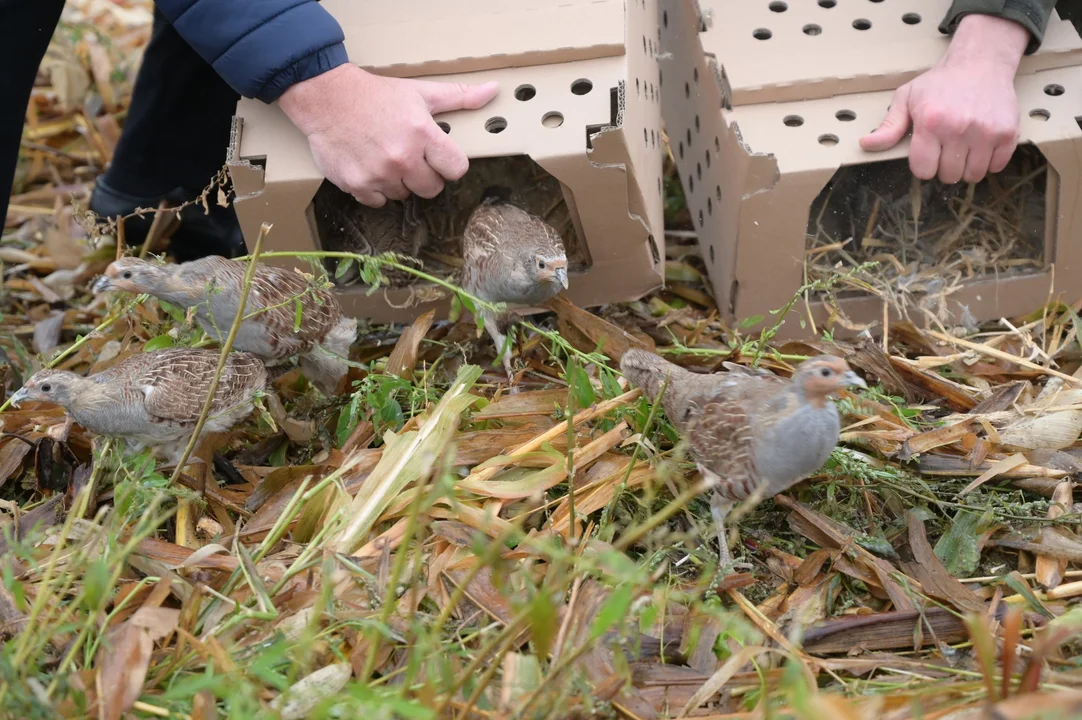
[
  {"left": 619, "top": 349, "right": 866, "bottom": 567},
  {"left": 313, "top": 183, "right": 427, "bottom": 287},
  {"left": 461, "top": 187, "right": 569, "bottom": 383},
  {"left": 9, "top": 348, "right": 267, "bottom": 463},
  {"left": 92, "top": 256, "right": 358, "bottom": 395}
]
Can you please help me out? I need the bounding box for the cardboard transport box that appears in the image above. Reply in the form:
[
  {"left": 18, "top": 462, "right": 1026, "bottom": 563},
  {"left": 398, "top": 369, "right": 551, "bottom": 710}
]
[
  {"left": 661, "top": 0, "right": 1082, "bottom": 339},
  {"left": 227, "top": 0, "right": 665, "bottom": 323}
]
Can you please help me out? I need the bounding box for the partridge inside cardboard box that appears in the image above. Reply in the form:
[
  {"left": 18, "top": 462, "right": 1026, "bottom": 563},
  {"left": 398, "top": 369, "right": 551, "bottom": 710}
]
[
  {"left": 227, "top": 0, "right": 666, "bottom": 324},
  {"left": 661, "top": 0, "right": 1082, "bottom": 340}
]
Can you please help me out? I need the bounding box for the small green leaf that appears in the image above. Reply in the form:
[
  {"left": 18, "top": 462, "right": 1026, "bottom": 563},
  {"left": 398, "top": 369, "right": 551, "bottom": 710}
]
[
  {"left": 567, "top": 361, "right": 596, "bottom": 409},
  {"left": 739, "top": 314, "right": 764, "bottom": 329},
  {"left": 590, "top": 583, "right": 633, "bottom": 640},
  {"left": 335, "top": 257, "right": 355, "bottom": 280},
  {"left": 143, "top": 334, "right": 174, "bottom": 352},
  {"left": 528, "top": 590, "right": 558, "bottom": 659},
  {"left": 83, "top": 559, "right": 111, "bottom": 611},
  {"left": 158, "top": 299, "right": 187, "bottom": 324},
  {"left": 294, "top": 297, "right": 303, "bottom": 332},
  {"left": 448, "top": 294, "right": 464, "bottom": 323}
]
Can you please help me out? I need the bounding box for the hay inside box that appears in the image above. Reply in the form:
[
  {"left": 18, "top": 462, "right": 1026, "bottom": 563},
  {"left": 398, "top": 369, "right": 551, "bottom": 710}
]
[{"left": 228, "top": 0, "right": 665, "bottom": 324}]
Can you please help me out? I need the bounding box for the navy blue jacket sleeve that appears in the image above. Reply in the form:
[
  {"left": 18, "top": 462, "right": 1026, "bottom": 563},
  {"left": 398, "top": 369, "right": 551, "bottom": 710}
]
[{"left": 155, "top": 0, "right": 349, "bottom": 104}]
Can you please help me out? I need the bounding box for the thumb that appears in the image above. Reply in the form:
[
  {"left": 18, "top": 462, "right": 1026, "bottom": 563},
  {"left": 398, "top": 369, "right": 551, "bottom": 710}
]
[
  {"left": 860, "top": 85, "right": 912, "bottom": 152},
  {"left": 416, "top": 79, "right": 500, "bottom": 115}
]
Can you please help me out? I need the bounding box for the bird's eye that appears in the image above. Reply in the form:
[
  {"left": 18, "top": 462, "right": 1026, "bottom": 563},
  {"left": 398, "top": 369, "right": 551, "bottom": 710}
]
[
  {"left": 122, "top": 271, "right": 133, "bottom": 279},
  {"left": 40, "top": 384, "right": 52, "bottom": 393},
  {"left": 819, "top": 368, "right": 832, "bottom": 378},
  {"left": 537, "top": 260, "right": 546, "bottom": 269}
]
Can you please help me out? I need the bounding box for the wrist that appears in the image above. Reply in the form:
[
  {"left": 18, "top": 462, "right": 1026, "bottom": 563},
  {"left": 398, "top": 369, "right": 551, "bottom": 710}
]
[
  {"left": 942, "top": 14, "right": 1029, "bottom": 74},
  {"left": 280, "top": 64, "right": 365, "bottom": 134}
]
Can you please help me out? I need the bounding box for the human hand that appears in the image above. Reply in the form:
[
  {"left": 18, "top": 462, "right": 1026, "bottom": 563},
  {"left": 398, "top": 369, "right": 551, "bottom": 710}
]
[
  {"left": 860, "top": 14, "right": 1030, "bottom": 185},
  {"left": 279, "top": 64, "right": 499, "bottom": 207}
]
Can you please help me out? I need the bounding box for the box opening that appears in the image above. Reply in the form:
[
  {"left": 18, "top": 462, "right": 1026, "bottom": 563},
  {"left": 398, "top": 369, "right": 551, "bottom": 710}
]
[
  {"left": 310, "top": 155, "right": 593, "bottom": 290},
  {"left": 805, "top": 143, "right": 1049, "bottom": 305}
]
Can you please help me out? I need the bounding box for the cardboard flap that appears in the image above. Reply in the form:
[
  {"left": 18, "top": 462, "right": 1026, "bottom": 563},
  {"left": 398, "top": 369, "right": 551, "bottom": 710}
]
[
  {"left": 324, "top": 0, "right": 627, "bottom": 77},
  {"left": 700, "top": 1, "right": 1082, "bottom": 105}
]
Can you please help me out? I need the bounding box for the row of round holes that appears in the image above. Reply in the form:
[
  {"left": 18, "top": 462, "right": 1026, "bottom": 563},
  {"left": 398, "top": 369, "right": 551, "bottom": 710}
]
[
  {"left": 463, "top": 79, "right": 595, "bottom": 134},
  {"left": 755, "top": 15, "right": 919, "bottom": 38},
  {"left": 636, "top": 77, "right": 660, "bottom": 104}
]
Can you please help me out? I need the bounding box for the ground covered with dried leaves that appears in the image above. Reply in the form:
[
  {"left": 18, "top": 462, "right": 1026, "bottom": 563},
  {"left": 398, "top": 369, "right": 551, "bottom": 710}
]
[{"left": 3, "top": 3, "right": 1082, "bottom": 719}]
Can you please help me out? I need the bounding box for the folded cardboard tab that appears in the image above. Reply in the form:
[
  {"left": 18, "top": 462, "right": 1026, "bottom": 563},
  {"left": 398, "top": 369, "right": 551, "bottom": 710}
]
[
  {"left": 229, "top": 0, "right": 665, "bottom": 323},
  {"left": 661, "top": 0, "right": 1082, "bottom": 341},
  {"left": 697, "top": 0, "right": 1082, "bottom": 106}
]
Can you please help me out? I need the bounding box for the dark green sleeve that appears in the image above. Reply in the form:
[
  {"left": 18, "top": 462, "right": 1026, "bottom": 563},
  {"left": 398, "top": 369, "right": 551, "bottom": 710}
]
[{"left": 939, "top": 0, "right": 1058, "bottom": 54}]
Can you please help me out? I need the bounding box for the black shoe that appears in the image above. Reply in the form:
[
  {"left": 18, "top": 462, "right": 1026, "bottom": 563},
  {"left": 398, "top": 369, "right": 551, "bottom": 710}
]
[{"left": 89, "top": 177, "right": 247, "bottom": 262}]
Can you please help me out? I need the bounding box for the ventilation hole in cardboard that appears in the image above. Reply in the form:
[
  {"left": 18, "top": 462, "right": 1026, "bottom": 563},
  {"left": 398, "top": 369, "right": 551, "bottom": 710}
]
[
  {"left": 715, "top": 137, "right": 720, "bottom": 152},
  {"left": 868, "top": 0, "right": 883, "bottom": 3},
  {"left": 818, "top": 0, "right": 836, "bottom": 5},
  {"left": 694, "top": 67, "right": 699, "bottom": 84},
  {"left": 783, "top": 115, "right": 804, "bottom": 127},
  {"left": 753, "top": 28, "right": 772, "bottom": 40},
  {"left": 770, "top": 1, "right": 788, "bottom": 11},
  {"left": 686, "top": 128, "right": 692, "bottom": 146},
  {"left": 709, "top": 245, "right": 715, "bottom": 264},
  {"left": 437, "top": 122, "right": 451, "bottom": 134},
  {"left": 678, "top": 141, "right": 684, "bottom": 159},
  {"left": 697, "top": 163, "right": 703, "bottom": 182},
  {"left": 485, "top": 117, "right": 508, "bottom": 133},
  {"left": 636, "top": 78, "right": 641, "bottom": 96},
  {"left": 1045, "top": 84, "right": 1065, "bottom": 96},
  {"left": 659, "top": 68, "right": 663, "bottom": 87},
  {"left": 707, "top": 197, "right": 713, "bottom": 215},
  {"left": 643, "top": 36, "right": 647, "bottom": 54},
  {"left": 652, "top": 129, "right": 658, "bottom": 147},
  {"left": 902, "top": 12, "right": 921, "bottom": 24},
  {"left": 697, "top": 209, "right": 704, "bottom": 228},
  {"left": 716, "top": 185, "right": 721, "bottom": 201},
  {"left": 685, "top": 81, "right": 690, "bottom": 98},
  {"left": 648, "top": 234, "right": 660, "bottom": 264},
  {"left": 695, "top": 115, "right": 701, "bottom": 132},
  {"left": 705, "top": 149, "right": 712, "bottom": 168},
  {"left": 803, "top": 24, "right": 822, "bottom": 35},
  {"left": 836, "top": 109, "right": 857, "bottom": 121},
  {"left": 1030, "top": 109, "right": 1051, "bottom": 121},
  {"left": 658, "top": 177, "right": 663, "bottom": 196},
  {"left": 818, "top": 134, "right": 839, "bottom": 146},
  {"left": 644, "top": 128, "right": 649, "bottom": 146},
  {"left": 542, "top": 112, "right": 564, "bottom": 129},
  {"left": 571, "top": 79, "right": 593, "bottom": 95},
  {"left": 853, "top": 18, "right": 872, "bottom": 30},
  {"left": 515, "top": 85, "right": 536, "bottom": 101},
  {"left": 663, "top": 9, "right": 668, "bottom": 27},
  {"left": 688, "top": 174, "right": 695, "bottom": 193}
]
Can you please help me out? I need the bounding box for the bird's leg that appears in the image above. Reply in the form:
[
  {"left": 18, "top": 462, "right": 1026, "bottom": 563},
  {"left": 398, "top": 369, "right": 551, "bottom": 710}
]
[
  {"left": 710, "top": 490, "right": 734, "bottom": 573},
  {"left": 483, "top": 316, "right": 518, "bottom": 392},
  {"left": 48, "top": 414, "right": 74, "bottom": 443}
]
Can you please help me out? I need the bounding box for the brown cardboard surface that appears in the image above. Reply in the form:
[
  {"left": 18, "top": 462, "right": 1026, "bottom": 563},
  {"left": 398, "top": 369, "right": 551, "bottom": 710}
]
[
  {"left": 695, "top": 0, "right": 1082, "bottom": 106},
  {"left": 228, "top": 0, "right": 665, "bottom": 324},
  {"left": 661, "top": 0, "right": 1082, "bottom": 341}
]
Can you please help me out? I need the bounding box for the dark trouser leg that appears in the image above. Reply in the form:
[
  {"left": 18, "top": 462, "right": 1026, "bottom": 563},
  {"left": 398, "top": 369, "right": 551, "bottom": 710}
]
[
  {"left": 89, "top": 7, "right": 244, "bottom": 261},
  {"left": 0, "top": 0, "right": 66, "bottom": 230}
]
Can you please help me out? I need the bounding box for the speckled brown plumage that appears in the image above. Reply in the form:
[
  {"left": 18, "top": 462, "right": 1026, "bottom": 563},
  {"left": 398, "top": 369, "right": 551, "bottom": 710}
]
[
  {"left": 9, "top": 348, "right": 267, "bottom": 462},
  {"left": 92, "top": 256, "right": 358, "bottom": 395},
  {"left": 620, "top": 349, "right": 866, "bottom": 567},
  {"left": 461, "top": 189, "right": 569, "bottom": 383}
]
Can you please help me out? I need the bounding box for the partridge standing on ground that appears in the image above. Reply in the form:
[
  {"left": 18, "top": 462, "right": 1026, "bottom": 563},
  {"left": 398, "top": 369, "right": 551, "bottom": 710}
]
[
  {"left": 92, "top": 256, "right": 358, "bottom": 395},
  {"left": 461, "top": 187, "right": 569, "bottom": 383},
  {"left": 9, "top": 348, "right": 267, "bottom": 463},
  {"left": 619, "top": 349, "right": 866, "bottom": 567}
]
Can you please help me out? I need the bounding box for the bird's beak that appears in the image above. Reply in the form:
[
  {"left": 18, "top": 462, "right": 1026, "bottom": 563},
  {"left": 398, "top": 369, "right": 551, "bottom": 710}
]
[
  {"left": 8, "top": 387, "right": 28, "bottom": 408},
  {"left": 554, "top": 267, "right": 569, "bottom": 291},
  {"left": 91, "top": 275, "right": 112, "bottom": 294},
  {"left": 842, "top": 370, "right": 867, "bottom": 389}
]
